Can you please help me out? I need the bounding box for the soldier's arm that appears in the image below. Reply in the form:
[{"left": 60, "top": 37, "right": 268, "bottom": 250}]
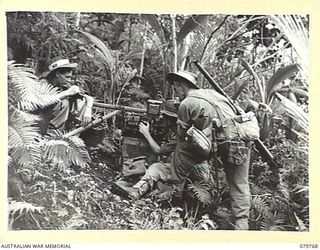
[
  {"left": 80, "top": 95, "right": 94, "bottom": 127},
  {"left": 176, "top": 101, "right": 191, "bottom": 139},
  {"left": 139, "top": 122, "right": 161, "bottom": 154}
]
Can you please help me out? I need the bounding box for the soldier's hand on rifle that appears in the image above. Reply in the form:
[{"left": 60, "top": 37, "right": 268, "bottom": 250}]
[
  {"left": 81, "top": 111, "right": 91, "bottom": 127},
  {"left": 139, "top": 122, "right": 151, "bottom": 138},
  {"left": 58, "top": 85, "right": 82, "bottom": 100},
  {"left": 66, "top": 85, "right": 82, "bottom": 96},
  {"left": 81, "top": 95, "right": 93, "bottom": 127}
]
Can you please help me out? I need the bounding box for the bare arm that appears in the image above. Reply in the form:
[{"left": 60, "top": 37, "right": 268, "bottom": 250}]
[
  {"left": 81, "top": 95, "right": 94, "bottom": 127},
  {"left": 139, "top": 122, "right": 160, "bottom": 154},
  {"left": 57, "top": 85, "right": 81, "bottom": 100}
]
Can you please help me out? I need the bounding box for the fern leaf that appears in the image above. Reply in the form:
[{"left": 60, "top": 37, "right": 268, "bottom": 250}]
[
  {"left": 192, "top": 162, "right": 210, "bottom": 179},
  {"left": 42, "top": 135, "right": 90, "bottom": 169},
  {"left": 8, "top": 109, "right": 42, "bottom": 167},
  {"left": 251, "top": 196, "right": 272, "bottom": 219},
  {"left": 64, "top": 136, "right": 91, "bottom": 167},
  {"left": 294, "top": 212, "right": 308, "bottom": 231},
  {"left": 8, "top": 155, "right": 14, "bottom": 169},
  {"left": 9, "top": 200, "right": 44, "bottom": 217},
  {"left": 260, "top": 213, "right": 286, "bottom": 231},
  {"left": 216, "top": 207, "right": 232, "bottom": 220},
  {"left": 8, "top": 63, "right": 60, "bottom": 111},
  {"left": 156, "top": 190, "right": 175, "bottom": 201},
  {"left": 59, "top": 215, "right": 88, "bottom": 230},
  {"left": 187, "top": 181, "right": 211, "bottom": 205}
]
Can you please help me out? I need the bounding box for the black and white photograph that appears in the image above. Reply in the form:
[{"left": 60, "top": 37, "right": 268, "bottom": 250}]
[{"left": 6, "top": 11, "right": 310, "bottom": 232}]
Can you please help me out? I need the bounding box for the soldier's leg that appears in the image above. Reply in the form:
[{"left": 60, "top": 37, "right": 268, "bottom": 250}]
[
  {"left": 223, "top": 144, "right": 251, "bottom": 230},
  {"left": 114, "top": 162, "right": 171, "bottom": 200}
]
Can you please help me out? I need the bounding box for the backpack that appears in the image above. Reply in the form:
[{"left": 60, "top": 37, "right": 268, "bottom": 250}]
[
  {"left": 188, "top": 90, "right": 260, "bottom": 141},
  {"left": 223, "top": 111, "right": 260, "bottom": 141}
]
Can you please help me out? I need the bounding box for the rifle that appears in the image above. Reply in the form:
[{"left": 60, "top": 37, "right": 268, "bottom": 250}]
[
  {"left": 64, "top": 110, "right": 120, "bottom": 138},
  {"left": 193, "top": 60, "right": 278, "bottom": 169}
]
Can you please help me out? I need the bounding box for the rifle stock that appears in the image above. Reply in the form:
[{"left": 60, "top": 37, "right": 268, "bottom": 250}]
[{"left": 193, "top": 61, "right": 278, "bottom": 169}]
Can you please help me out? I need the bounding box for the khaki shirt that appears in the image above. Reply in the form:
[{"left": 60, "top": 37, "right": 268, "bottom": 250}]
[{"left": 172, "top": 88, "right": 238, "bottom": 181}]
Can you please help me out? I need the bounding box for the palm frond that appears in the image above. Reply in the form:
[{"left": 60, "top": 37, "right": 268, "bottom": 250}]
[
  {"left": 274, "top": 92, "right": 308, "bottom": 131},
  {"left": 266, "top": 64, "right": 299, "bottom": 103},
  {"left": 177, "top": 15, "right": 208, "bottom": 45},
  {"left": 270, "top": 15, "right": 309, "bottom": 85},
  {"left": 77, "top": 30, "right": 115, "bottom": 70},
  {"left": 42, "top": 139, "right": 71, "bottom": 164},
  {"left": 141, "top": 23, "right": 166, "bottom": 56},
  {"left": 187, "top": 181, "right": 211, "bottom": 205},
  {"left": 275, "top": 86, "right": 308, "bottom": 98},
  {"left": 190, "top": 28, "right": 207, "bottom": 62},
  {"left": 241, "top": 59, "right": 265, "bottom": 102},
  {"left": 233, "top": 80, "right": 251, "bottom": 100},
  {"left": 141, "top": 14, "right": 166, "bottom": 44}
]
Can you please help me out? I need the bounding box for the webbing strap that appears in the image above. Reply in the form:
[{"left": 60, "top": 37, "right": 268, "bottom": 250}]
[{"left": 188, "top": 94, "right": 227, "bottom": 124}]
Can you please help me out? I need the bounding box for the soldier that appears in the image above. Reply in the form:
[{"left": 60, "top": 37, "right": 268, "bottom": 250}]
[
  {"left": 166, "top": 71, "right": 258, "bottom": 230},
  {"left": 112, "top": 73, "right": 213, "bottom": 203},
  {"left": 35, "top": 57, "right": 93, "bottom": 134},
  {"left": 112, "top": 100, "right": 183, "bottom": 198}
]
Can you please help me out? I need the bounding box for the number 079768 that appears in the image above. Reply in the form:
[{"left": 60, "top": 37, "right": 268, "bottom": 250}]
[{"left": 299, "top": 244, "right": 318, "bottom": 248}]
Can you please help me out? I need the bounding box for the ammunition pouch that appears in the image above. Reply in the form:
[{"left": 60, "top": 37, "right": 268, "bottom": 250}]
[{"left": 226, "top": 141, "right": 249, "bottom": 166}]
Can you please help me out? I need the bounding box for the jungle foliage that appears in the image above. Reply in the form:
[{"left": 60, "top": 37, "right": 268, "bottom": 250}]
[{"left": 7, "top": 12, "right": 309, "bottom": 230}]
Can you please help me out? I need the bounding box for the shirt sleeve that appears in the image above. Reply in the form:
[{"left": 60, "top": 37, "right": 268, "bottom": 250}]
[
  {"left": 159, "top": 138, "right": 177, "bottom": 155},
  {"left": 177, "top": 101, "right": 191, "bottom": 139}
]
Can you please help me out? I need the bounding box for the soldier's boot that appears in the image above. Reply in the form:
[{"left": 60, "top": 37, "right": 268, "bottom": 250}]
[
  {"left": 234, "top": 218, "right": 249, "bottom": 230},
  {"left": 112, "top": 180, "right": 150, "bottom": 200}
]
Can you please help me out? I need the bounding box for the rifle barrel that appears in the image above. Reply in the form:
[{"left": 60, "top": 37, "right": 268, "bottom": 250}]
[
  {"left": 64, "top": 110, "right": 120, "bottom": 138},
  {"left": 193, "top": 61, "right": 233, "bottom": 103}
]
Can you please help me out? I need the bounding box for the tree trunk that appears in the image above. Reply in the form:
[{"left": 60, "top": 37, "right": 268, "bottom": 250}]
[{"left": 171, "top": 14, "right": 177, "bottom": 73}]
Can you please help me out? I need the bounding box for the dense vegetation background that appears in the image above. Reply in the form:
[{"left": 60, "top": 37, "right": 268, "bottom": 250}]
[{"left": 7, "top": 12, "right": 309, "bottom": 230}]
